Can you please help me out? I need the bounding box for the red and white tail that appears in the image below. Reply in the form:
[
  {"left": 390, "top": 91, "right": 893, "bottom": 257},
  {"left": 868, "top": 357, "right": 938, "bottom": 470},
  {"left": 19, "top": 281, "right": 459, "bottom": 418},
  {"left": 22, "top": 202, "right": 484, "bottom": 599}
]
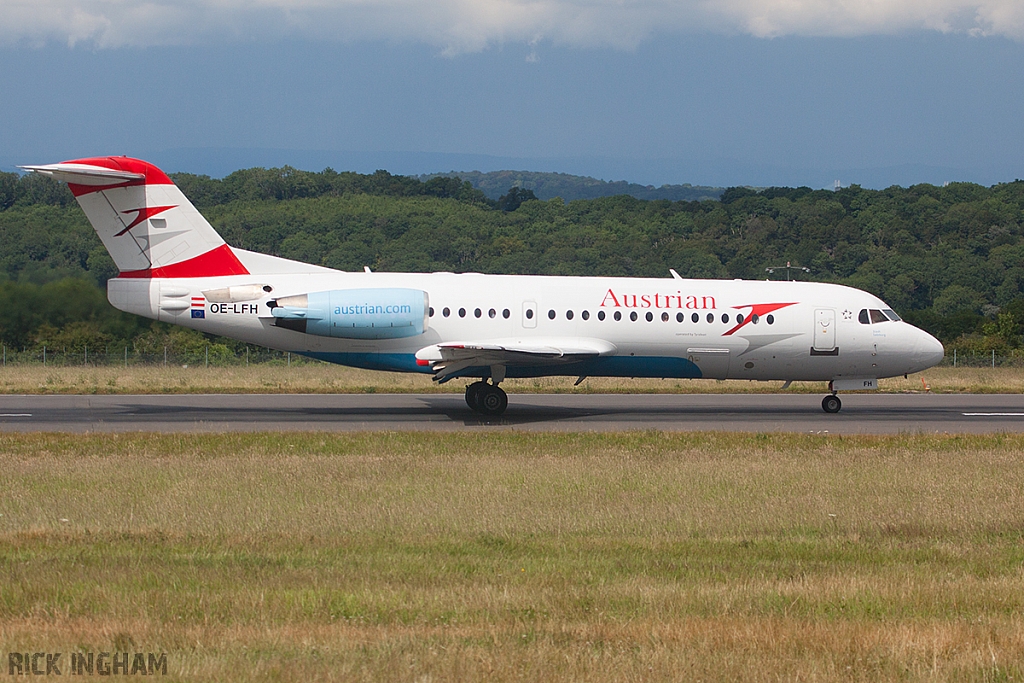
[{"left": 20, "top": 156, "right": 249, "bottom": 278}]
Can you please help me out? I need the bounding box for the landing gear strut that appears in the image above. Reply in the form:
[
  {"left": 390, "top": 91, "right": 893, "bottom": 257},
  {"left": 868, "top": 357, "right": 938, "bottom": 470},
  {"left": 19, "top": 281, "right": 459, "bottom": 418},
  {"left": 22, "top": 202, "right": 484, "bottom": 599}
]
[
  {"left": 465, "top": 380, "right": 508, "bottom": 416},
  {"left": 821, "top": 394, "right": 842, "bottom": 414}
]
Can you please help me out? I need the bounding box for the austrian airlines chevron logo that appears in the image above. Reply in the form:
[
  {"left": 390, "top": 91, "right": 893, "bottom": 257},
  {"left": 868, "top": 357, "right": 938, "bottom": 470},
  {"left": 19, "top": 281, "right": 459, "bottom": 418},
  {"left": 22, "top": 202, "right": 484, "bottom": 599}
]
[
  {"left": 723, "top": 302, "right": 798, "bottom": 336},
  {"left": 115, "top": 205, "right": 177, "bottom": 236}
]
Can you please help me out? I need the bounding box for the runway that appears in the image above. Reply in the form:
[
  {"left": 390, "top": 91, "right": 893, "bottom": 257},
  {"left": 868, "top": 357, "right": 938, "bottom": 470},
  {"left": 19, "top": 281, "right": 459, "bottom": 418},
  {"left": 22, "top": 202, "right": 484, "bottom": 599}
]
[{"left": 0, "top": 393, "right": 1023, "bottom": 433}]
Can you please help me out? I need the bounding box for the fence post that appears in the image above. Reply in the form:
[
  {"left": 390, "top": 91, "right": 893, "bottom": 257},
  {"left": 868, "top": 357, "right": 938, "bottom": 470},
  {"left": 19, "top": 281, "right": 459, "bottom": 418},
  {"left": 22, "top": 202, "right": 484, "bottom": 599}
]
[
  {"left": 953, "top": 349, "right": 956, "bottom": 367},
  {"left": 43, "top": 345, "right": 46, "bottom": 366},
  {"left": 246, "top": 347, "right": 249, "bottom": 366},
  {"left": 287, "top": 352, "right": 291, "bottom": 367},
  {"left": 205, "top": 344, "right": 209, "bottom": 368},
  {"left": 124, "top": 346, "right": 128, "bottom": 368},
  {"left": 84, "top": 345, "right": 88, "bottom": 365},
  {"left": 164, "top": 346, "right": 167, "bottom": 367},
  {"left": 992, "top": 349, "right": 995, "bottom": 368}
]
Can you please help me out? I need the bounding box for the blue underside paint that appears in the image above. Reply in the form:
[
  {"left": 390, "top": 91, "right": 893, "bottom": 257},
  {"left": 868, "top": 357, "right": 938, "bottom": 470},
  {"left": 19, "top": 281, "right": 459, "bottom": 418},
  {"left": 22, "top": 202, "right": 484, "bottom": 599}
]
[{"left": 302, "top": 352, "right": 704, "bottom": 379}]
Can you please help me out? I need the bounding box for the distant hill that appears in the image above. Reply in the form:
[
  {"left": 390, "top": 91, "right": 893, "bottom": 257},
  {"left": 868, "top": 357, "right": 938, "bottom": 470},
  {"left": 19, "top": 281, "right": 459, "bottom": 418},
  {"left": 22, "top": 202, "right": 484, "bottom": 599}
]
[{"left": 419, "top": 170, "right": 724, "bottom": 203}]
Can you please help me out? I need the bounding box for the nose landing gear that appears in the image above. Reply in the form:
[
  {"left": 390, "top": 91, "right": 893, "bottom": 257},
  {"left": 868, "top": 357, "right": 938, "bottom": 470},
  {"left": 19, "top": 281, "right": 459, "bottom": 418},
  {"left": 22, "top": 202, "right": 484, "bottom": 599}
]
[
  {"left": 821, "top": 394, "right": 842, "bottom": 414},
  {"left": 465, "top": 381, "right": 508, "bottom": 416}
]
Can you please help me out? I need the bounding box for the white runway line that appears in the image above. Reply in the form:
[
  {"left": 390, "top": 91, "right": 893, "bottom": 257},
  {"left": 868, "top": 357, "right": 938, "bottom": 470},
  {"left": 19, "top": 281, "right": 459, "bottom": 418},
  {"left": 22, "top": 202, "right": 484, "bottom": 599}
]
[
  {"left": 962, "top": 413, "right": 1024, "bottom": 417},
  {"left": 0, "top": 414, "right": 31, "bottom": 417}
]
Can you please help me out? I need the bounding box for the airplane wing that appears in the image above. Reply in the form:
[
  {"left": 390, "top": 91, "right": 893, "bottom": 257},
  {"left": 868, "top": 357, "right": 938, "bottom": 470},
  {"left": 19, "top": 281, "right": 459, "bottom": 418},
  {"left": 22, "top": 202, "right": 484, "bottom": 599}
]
[{"left": 416, "top": 337, "right": 617, "bottom": 383}]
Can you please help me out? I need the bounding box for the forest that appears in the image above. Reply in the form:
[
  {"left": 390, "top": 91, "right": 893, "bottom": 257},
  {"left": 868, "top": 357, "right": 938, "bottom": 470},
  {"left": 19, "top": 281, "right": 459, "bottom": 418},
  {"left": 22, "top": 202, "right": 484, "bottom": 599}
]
[
  {"left": 1, "top": 164, "right": 1022, "bottom": 356},
  {"left": 418, "top": 170, "right": 724, "bottom": 202}
]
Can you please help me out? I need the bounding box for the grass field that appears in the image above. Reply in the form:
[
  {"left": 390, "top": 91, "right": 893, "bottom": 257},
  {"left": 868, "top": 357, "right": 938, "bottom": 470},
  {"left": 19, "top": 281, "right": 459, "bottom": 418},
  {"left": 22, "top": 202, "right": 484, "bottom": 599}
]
[
  {"left": 0, "top": 362, "right": 1021, "bottom": 395},
  {"left": 2, "top": 431, "right": 1023, "bottom": 681}
]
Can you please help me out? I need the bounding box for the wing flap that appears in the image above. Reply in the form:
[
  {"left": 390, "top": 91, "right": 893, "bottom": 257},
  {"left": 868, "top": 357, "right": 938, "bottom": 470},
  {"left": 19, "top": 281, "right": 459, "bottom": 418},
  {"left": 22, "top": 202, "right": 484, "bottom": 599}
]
[{"left": 417, "top": 337, "right": 616, "bottom": 383}]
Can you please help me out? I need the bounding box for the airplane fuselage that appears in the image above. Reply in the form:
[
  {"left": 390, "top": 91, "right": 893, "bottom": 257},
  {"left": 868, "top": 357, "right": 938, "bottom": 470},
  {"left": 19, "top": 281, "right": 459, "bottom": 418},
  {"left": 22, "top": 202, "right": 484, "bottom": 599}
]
[{"left": 110, "top": 256, "right": 943, "bottom": 383}]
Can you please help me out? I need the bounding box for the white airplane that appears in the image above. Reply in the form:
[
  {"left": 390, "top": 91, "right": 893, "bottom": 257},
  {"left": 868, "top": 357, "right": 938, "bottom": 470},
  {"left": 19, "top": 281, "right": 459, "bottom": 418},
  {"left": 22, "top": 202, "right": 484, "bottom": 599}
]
[{"left": 22, "top": 156, "right": 944, "bottom": 415}]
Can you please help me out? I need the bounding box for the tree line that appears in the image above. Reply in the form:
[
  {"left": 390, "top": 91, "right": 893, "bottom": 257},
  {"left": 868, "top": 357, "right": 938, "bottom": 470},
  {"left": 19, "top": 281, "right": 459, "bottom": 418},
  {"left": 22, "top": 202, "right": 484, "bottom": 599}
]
[
  {"left": 1, "top": 165, "right": 1023, "bottom": 355},
  {"left": 419, "top": 170, "right": 724, "bottom": 202}
]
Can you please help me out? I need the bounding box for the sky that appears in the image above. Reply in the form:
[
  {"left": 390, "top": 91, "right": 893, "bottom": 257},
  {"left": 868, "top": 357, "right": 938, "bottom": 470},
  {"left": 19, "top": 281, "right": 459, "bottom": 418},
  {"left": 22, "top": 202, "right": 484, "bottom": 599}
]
[{"left": 2, "top": 0, "right": 1024, "bottom": 188}]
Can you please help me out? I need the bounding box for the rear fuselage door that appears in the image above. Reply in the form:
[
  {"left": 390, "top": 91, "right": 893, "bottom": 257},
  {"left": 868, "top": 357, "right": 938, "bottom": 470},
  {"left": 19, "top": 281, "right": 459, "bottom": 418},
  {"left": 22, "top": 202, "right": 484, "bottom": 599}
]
[{"left": 813, "top": 308, "right": 836, "bottom": 351}]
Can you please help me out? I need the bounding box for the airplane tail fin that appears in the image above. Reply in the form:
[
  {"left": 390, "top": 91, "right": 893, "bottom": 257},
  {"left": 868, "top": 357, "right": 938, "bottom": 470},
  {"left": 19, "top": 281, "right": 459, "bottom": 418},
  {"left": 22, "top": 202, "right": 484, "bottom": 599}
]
[{"left": 20, "top": 156, "right": 249, "bottom": 278}]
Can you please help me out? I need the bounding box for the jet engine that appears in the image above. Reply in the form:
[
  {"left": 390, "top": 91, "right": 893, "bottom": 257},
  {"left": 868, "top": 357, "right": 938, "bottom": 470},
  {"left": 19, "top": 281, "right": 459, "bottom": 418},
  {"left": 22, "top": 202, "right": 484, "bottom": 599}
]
[{"left": 268, "top": 288, "right": 429, "bottom": 339}]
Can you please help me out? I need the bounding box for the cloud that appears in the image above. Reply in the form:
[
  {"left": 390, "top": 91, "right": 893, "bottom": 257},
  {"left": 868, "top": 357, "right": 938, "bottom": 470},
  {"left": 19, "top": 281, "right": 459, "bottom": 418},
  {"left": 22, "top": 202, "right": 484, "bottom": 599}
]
[{"left": 2, "top": 0, "right": 1023, "bottom": 52}]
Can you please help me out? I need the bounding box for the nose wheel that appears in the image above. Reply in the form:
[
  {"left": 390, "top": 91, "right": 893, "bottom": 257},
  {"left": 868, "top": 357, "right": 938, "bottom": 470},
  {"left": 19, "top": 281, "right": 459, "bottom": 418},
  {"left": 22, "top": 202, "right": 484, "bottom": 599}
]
[
  {"left": 465, "top": 381, "right": 508, "bottom": 416},
  {"left": 821, "top": 394, "right": 842, "bottom": 414}
]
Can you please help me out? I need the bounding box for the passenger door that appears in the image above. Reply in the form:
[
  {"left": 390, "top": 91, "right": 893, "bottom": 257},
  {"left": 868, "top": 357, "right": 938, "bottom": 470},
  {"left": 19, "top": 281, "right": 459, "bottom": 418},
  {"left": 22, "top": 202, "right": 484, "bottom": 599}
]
[{"left": 813, "top": 308, "right": 837, "bottom": 353}]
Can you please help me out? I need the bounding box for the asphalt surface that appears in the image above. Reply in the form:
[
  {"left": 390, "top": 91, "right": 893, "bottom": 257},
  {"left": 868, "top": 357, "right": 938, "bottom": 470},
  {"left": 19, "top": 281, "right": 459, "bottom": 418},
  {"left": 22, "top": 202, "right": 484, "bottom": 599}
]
[{"left": 0, "top": 393, "right": 1022, "bottom": 433}]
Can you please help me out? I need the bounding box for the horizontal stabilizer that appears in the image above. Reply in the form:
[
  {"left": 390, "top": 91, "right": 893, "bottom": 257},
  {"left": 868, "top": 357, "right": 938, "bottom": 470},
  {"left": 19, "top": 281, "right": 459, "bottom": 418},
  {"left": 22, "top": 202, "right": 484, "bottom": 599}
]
[{"left": 18, "top": 163, "right": 145, "bottom": 186}]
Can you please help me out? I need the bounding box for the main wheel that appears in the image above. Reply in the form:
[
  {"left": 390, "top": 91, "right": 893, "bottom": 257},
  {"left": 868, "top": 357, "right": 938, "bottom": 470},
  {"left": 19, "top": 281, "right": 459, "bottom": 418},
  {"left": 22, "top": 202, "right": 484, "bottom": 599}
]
[
  {"left": 821, "top": 395, "right": 842, "bottom": 414},
  {"left": 465, "top": 381, "right": 486, "bottom": 412},
  {"left": 477, "top": 384, "right": 508, "bottom": 416}
]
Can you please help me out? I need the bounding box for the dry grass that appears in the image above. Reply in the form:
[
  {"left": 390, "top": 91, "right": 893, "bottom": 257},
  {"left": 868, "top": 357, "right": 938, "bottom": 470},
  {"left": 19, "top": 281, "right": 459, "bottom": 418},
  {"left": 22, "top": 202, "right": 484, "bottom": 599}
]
[
  {"left": 0, "top": 363, "right": 1021, "bottom": 395},
  {"left": 1, "top": 432, "right": 1023, "bottom": 681}
]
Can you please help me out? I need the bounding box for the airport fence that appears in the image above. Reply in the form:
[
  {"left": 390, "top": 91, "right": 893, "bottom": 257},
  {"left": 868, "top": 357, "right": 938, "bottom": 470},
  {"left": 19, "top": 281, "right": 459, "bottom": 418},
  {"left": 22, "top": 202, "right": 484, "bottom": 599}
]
[
  {"left": 1, "top": 344, "right": 1022, "bottom": 369},
  {"left": 940, "top": 348, "right": 1024, "bottom": 368},
  {"left": 0, "top": 344, "right": 316, "bottom": 368}
]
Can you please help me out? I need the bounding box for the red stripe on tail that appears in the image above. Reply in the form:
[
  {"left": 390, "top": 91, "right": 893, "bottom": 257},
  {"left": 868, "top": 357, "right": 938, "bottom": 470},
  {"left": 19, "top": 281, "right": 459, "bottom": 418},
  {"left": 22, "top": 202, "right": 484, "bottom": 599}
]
[
  {"left": 64, "top": 156, "right": 174, "bottom": 197},
  {"left": 117, "top": 244, "right": 249, "bottom": 279}
]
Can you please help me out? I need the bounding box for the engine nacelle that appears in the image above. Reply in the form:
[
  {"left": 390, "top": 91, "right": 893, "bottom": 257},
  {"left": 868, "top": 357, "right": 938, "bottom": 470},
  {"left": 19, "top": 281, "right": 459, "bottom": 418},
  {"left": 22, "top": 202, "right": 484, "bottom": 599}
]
[{"left": 269, "top": 288, "right": 429, "bottom": 339}]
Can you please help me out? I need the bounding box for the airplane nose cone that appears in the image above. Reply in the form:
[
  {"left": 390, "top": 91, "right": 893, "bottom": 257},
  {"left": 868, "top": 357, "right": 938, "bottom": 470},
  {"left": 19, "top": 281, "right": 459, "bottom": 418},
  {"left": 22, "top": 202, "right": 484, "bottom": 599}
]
[{"left": 913, "top": 329, "right": 945, "bottom": 371}]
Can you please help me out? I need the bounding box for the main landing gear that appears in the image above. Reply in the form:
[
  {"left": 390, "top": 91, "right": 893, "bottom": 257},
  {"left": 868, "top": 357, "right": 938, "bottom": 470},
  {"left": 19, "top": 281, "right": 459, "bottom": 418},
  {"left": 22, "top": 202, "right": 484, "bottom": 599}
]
[
  {"left": 465, "top": 381, "right": 508, "bottom": 416},
  {"left": 821, "top": 394, "right": 842, "bottom": 414}
]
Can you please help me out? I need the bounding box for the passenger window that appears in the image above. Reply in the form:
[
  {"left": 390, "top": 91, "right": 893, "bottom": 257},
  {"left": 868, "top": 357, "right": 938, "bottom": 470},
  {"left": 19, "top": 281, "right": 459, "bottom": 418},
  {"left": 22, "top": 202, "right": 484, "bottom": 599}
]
[
  {"left": 443, "top": 307, "right": 450, "bottom": 317},
  {"left": 869, "top": 309, "right": 888, "bottom": 324},
  {"left": 458, "top": 308, "right": 466, "bottom": 318},
  {"left": 706, "top": 313, "right": 714, "bottom": 323},
  {"left": 598, "top": 310, "right": 606, "bottom": 321},
  {"left": 645, "top": 312, "right": 653, "bottom": 322},
  {"left": 691, "top": 312, "right": 699, "bottom": 323},
  {"left": 630, "top": 312, "right": 638, "bottom": 321},
  {"left": 661, "top": 312, "right": 669, "bottom": 322},
  {"left": 525, "top": 309, "right": 534, "bottom": 320},
  {"left": 503, "top": 309, "right": 510, "bottom": 319},
  {"left": 474, "top": 308, "right": 482, "bottom": 318},
  {"left": 752, "top": 314, "right": 759, "bottom": 324},
  {"left": 766, "top": 314, "right": 774, "bottom": 325},
  {"left": 737, "top": 314, "right": 744, "bottom": 325},
  {"left": 548, "top": 309, "right": 556, "bottom": 320},
  {"left": 429, "top": 307, "right": 434, "bottom": 317},
  {"left": 676, "top": 312, "right": 684, "bottom": 322},
  {"left": 582, "top": 310, "right": 590, "bottom": 320},
  {"left": 722, "top": 313, "right": 729, "bottom": 324},
  {"left": 488, "top": 308, "right": 496, "bottom": 318},
  {"left": 614, "top": 311, "right": 622, "bottom": 321},
  {"left": 566, "top": 310, "right": 574, "bottom": 320},
  {"left": 858, "top": 309, "right": 870, "bottom": 324}
]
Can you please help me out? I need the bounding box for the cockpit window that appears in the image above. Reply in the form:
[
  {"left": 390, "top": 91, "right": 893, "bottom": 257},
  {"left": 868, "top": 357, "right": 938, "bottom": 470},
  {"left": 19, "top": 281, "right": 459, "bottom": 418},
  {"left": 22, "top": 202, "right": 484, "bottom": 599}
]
[{"left": 860, "top": 308, "right": 894, "bottom": 324}]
